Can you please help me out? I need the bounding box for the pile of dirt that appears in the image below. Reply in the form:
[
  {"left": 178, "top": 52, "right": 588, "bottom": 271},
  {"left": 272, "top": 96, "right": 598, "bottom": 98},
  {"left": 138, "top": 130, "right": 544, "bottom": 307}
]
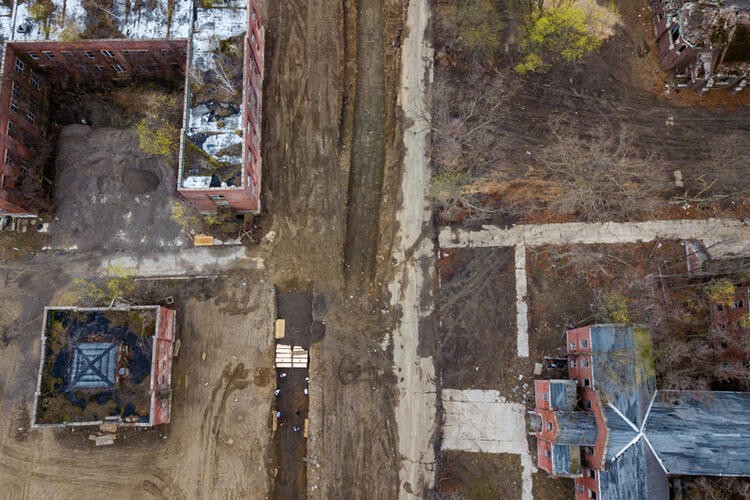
[{"left": 50, "top": 124, "right": 186, "bottom": 251}]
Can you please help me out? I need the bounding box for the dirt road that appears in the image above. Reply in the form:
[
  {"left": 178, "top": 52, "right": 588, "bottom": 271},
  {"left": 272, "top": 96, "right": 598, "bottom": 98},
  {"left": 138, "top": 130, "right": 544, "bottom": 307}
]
[
  {"left": 389, "top": 0, "right": 438, "bottom": 497},
  {"left": 261, "top": 0, "right": 405, "bottom": 497}
]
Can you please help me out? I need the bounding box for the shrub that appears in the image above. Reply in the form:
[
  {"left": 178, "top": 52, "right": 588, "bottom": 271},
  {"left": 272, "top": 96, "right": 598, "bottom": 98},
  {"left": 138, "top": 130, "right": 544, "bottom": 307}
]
[
  {"left": 431, "top": 165, "right": 469, "bottom": 205},
  {"left": 435, "top": 0, "right": 504, "bottom": 65},
  {"left": 516, "top": 1, "right": 604, "bottom": 74},
  {"left": 171, "top": 202, "right": 199, "bottom": 232},
  {"left": 136, "top": 119, "right": 178, "bottom": 156},
  {"left": 705, "top": 279, "right": 736, "bottom": 304},
  {"left": 28, "top": 0, "right": 55, "bottom": 22},
  {"left": 598, "top": 291, "right": 631, "bottom": 324},
  {"left": 71, "top": 266, "right": 135, "bottom": 305}
]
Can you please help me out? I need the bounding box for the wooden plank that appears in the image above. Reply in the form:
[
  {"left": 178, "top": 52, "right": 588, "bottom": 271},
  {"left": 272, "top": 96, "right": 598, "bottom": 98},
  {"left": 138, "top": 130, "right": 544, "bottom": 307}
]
[
  {"left": 193, "top": 234, "right": 214, "bottom": 246},
  {"left": 274, "top": 319, "right": 285, "bottom": 339}
]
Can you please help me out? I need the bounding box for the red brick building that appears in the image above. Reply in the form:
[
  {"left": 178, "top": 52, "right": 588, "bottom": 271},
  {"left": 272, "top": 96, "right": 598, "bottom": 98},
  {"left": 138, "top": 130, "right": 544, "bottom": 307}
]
[
  {"left": 709, "top": 285, "right": 750, "bottom": 362},
  {"left": 0, "top": 0, "right": 264, "bottom": 216},
  {"left": 531, "top": 324, "right": 750, "bottom": 499},
  {"left": 33, "top": 305, "right": 177, "bottom": 427},
  {"left": 177, "top": 0, "right": 264, "bottom": 214},
  {"left": 650, "top": 0, "right": 750, "bottom": 92},
  {"left": 0, "top": 39, "right": 188, "bottom": 216}
]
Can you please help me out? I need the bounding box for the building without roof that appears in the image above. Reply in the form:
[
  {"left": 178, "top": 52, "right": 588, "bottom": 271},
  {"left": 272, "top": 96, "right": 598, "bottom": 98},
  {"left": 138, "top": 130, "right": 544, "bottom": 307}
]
[
  {"left": 709, "top": 284, "right": 750, "bottom": 363},
  {"left": 530, "top": 324, "right": 750, "bottom": 499},
  {"left": 651, "top": 0, "right": 750, "bottom": 92},
  {"left": 33, "top": 305, "right": 176, "bottom": 427},
  {"left": 0, "top": 0, "right": 263, "bottom": 216}
]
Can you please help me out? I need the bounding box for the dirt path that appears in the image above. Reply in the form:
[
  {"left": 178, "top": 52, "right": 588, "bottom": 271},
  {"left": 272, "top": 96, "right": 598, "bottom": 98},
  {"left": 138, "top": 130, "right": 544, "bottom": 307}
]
[
  {"left": 261, "top": 0, "right": 348, "bottom": 291},
  {"left": 439, "top": 218, "right": 750, "bottom": 256},
  {"left": 389, "top": 0, "right": 437, "bottom": 497}
]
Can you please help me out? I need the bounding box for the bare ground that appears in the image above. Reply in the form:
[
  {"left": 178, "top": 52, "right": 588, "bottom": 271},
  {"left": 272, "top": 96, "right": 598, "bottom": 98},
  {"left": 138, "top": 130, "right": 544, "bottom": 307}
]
[
  {"left": 436, "top": 451, "right": 522, "bottom": 499},
  {"left": 434, "top": 247, "right": 525, "bottom": 393},
  {"left": 432, "top": 0, "right": 750, "bottom": 225},
  {"left": 50, "top": 124, "right": 187, "bottom": 252},
  {"left": 0, "top": 271, "right": 275, "bottom": 498}
]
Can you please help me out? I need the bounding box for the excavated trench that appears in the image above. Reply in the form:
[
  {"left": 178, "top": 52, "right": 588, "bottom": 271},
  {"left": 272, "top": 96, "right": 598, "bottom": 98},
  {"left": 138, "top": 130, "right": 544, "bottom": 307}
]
[{"left": 343, "top": 0, "right": 387, "bottom": 292}]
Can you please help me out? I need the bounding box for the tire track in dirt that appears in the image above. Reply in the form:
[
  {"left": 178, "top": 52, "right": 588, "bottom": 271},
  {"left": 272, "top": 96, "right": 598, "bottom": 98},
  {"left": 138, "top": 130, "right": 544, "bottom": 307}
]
[
  {"left": 195, "top": 362, "right": 250, "bottom": 497},
  {"left": 262, "top": 0, "right": 347, "bottom": 290},
  {"left": 0, "top": 441, "right": 186, "bottom": 498}
]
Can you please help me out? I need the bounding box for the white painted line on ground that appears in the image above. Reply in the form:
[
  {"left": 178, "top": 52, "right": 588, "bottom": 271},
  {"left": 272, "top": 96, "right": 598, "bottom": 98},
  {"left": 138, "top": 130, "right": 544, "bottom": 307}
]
[{"left": 515, "top": 243, "right": 529, "bottom": 358}]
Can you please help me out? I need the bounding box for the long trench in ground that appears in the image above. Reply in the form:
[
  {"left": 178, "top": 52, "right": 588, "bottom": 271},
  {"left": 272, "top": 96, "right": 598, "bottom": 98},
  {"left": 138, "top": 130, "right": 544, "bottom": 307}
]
[{"left": 343, "top": 0, "right": 386, "bottom": 291}]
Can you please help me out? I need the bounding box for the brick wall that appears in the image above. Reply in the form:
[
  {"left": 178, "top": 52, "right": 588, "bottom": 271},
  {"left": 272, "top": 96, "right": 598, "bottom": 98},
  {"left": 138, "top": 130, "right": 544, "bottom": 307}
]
[
  {"left": 8, "top": 39, "right": 187, "bottom": 81},
  {"left": 710, "top": 286, "right": 750, "bottom": 361},
  {"left": 151, "top": 306, "right": 175, "bottom": 425},
  {"left": 535, "top": 379, "right": 551, "bottom": 411},
  {"left": 569, "top": 354, "right": 594, "bottom": 390},
  {"left": 0, "top": 39, "right": 188, "bottom": 216},
  {"left": 536, "top": 438, "right": 554, "bottom": 475},
  {"left": 566, "top": 326, "right": 592, "bottom": 354},
  {"left": 179, "top": 0, "right": 264, "bottom": 214}
]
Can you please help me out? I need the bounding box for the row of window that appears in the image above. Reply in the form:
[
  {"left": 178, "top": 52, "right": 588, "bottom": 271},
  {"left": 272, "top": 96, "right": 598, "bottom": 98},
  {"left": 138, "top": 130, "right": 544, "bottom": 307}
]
[
  {"left": 714, "top": 321, "right": 746, "bottom": 332},
  {"left": 11, "top": 82, "right": 38, "bottom": 109},
  {"left": 569, "top": 338, "right": 589, "bottom": 350},
  {"left": 3, "top": 147, "right": 30, "bottom": 173},
  {"left": 8, "top": 102, "right": 36, "bottom": 124},
  {"left": 14, "top": 59, "right": 41, "bottom": 89},
  {"left": 74, "top": 62, "right": 179, "bottom": 75},
  {"left": 28, "top": 48, "right": 180, "bottom": 61},
  {"left": 715, "top": 300, "right": 744, "bottom": 311}
]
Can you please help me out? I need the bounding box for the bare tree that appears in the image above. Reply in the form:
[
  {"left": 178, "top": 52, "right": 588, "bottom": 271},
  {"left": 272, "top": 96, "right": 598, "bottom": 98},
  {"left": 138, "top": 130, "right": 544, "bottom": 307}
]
[
  {"left": 428, "top": 71, "right": 513, "bottom": 221},
  {"left": 533, "top": 120, "right": 668, "bottom": 221},
  {"left": 213, "top": 55, "right": 237, "bottom": 97},
  {"left": 675, "top": 132, "right": 750, "bottom": 207}
]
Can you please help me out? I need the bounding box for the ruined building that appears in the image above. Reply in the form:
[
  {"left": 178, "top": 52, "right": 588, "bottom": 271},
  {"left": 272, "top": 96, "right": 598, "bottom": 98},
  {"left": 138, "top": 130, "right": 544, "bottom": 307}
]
[
  {"left": 0, "top": 0, "right": 263, "bottom": 216},
  {"left": 651, "top": 0, "right": 750, "bottom": 92},
  {"left": 531, "top": 324, "right": 750, "bottom": 499},
  {"left": 709, "top": 284, "right": 750, "bottom": 363},
  {"left": 33, "top": 306, "right": 176, "bottom": 427}
]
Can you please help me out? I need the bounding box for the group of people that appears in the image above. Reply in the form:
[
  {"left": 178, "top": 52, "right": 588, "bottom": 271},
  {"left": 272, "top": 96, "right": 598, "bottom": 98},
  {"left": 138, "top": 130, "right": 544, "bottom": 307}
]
[{"left": 273, "top": 373, "right": 310, "bottom": 433}]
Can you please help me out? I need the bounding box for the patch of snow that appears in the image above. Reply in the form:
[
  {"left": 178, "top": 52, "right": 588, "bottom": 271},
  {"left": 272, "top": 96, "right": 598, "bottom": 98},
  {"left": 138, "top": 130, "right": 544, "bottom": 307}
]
[
  {"left": 183, "top": 175, "right": 212, "bottom": 188},
  {"left": 11, "top": 0, "right": 192, "bottom": 42}
]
